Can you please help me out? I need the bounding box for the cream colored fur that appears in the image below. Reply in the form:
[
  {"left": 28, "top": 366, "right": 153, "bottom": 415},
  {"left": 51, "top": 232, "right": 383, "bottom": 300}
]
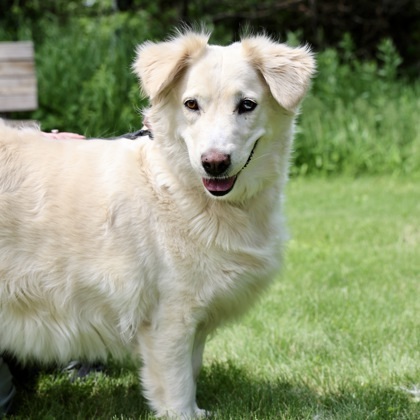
[{"left": 0, "top": 31, "right": 314, "bottom": 418}]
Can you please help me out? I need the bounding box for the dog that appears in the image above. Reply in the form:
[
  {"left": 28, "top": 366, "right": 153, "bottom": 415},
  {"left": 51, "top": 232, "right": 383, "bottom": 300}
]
[{"left": 0, "top": 30, "right": 314, "bottom": 417}]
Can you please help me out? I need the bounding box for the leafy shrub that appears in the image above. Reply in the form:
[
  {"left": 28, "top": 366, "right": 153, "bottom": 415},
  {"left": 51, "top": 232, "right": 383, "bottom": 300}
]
[
  {"left": 293, "top": 36, "right": 420, "bottom": 176},
  {"left": 2, "top": 18, "right": 419, "bottom": 176},
  {"left": 29, "top": 13, "right": 152, "bottom": 136}
]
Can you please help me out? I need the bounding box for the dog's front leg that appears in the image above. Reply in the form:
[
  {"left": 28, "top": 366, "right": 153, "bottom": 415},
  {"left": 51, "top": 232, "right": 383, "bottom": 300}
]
[
  {"left": 138, "top": 313, "right": 207, "bottom": 418},
  {"left": 192, "top": 329, "right": 207, "bottom": 383}
]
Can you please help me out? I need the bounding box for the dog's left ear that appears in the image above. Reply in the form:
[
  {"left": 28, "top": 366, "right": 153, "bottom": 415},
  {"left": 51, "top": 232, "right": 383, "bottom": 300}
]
[
  {"left": 133, "top": 31, "right": 210, "bottom": 102},
  {"left": 242, "top": 36, "right": 316, "bottom": 111}
]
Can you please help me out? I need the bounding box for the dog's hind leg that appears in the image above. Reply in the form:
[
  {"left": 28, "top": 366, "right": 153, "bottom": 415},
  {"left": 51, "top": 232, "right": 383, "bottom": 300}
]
[{"left": 138, "top": 313, "right": 207, "bottom": 418}]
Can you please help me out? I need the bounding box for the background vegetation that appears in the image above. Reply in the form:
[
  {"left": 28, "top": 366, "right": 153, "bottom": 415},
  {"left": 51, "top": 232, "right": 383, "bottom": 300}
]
[{"left": 0, "top": 0, "right": 419, "bottom": 175}]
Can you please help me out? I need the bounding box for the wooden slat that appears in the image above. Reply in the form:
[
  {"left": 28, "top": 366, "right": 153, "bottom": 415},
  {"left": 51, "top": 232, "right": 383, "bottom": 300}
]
[
  {"left": 0, "top": 95, "right": 38, "bottom": 112},
  {"left": 0, "top": 77, "right": 37, "bottom": 94},
  {"left": 0, "top": 41, "right": 34, "bottom": 61},
  {"left": 0, "top": 61, "right": 35, "bottom": 77}
]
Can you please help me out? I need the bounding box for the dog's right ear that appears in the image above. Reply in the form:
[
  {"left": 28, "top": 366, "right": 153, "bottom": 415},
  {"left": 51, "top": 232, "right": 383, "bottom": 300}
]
[
  {"left": 133, "top": 31, "right": 210, "bottom": 102},
  {"left": 242, "top": 35, "right": 316, "bottom": 112}
]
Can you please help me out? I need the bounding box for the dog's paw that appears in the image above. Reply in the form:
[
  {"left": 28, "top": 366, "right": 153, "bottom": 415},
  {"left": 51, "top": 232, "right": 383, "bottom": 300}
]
[
  {"left": 156, "top": 407, "right": 211, "bottom": 419},
  {"left": 195, "top": 408, "right": 211, "bottom": 418}
]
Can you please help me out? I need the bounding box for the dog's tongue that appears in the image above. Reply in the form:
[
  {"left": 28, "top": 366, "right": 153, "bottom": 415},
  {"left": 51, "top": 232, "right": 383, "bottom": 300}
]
[{"left": 202, "top": 176, "right": 236, "bottom": 193}]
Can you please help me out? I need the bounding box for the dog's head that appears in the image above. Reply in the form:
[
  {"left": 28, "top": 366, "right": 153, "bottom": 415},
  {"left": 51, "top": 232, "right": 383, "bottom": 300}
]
[{"left": 133, "top": 31, "right": 315, "bottom": 201}]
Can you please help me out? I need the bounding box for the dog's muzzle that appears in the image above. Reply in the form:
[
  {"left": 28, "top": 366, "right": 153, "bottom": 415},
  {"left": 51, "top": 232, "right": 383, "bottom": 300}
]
[{"left": 201, "top": 140, "right": 259, "bottom": 197}]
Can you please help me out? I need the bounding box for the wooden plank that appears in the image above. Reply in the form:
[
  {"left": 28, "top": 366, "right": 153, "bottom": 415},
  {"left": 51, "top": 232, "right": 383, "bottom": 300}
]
[
  {"left": 0, "top": 77, "right": 37, "bottom": 94},
  {"left": 0, "top": 95, "right": 38, "bottom": 112},
  {"left": 0, "top": 41, "right": 34, "bottom": 61},
  {"left": 0, "top": 61, "right": 36, "bottom": 76}
]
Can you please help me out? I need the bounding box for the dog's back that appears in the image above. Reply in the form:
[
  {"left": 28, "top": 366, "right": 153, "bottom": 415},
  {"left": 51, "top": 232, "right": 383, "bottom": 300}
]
[{"left": 0, "top": 123, "right": 157, "bottom": 363}]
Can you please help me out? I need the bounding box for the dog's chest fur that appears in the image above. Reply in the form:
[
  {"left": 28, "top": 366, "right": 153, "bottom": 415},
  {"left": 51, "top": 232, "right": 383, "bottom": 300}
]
[{"left": 150, "top": 180, "right": 284, "bottom": 324}]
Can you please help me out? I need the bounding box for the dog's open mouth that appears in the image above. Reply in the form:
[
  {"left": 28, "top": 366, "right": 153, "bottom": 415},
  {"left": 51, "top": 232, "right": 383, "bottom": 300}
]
[
  {"left": 202, "top": 139, "right": 259, "bottom": 197},
  {"left": 202, "top": 176, "right": 237, "bottom": 197}
]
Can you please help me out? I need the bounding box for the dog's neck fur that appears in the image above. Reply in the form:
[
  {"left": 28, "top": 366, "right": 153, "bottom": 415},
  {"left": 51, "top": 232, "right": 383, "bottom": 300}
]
[
  {"left": 141, "top": 97, "right": 292, "bottom": 252},
  {"left": 143, "top": 140, "right": 284, "bottom": 254}
]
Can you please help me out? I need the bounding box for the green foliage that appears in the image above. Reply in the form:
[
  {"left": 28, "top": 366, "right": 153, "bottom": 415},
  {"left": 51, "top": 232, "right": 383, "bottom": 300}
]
[
  {"left": 293, "top": 35, "right": 420, "bottom": 176},
  {"left": 30, "top": 14, "right": 152, "bottom": 136},
  {"left": 1, "top": 14, "right": 419, "bottom": 175},
  {"left": 2, "top": 0, "right": 419, "bottom": 73}
]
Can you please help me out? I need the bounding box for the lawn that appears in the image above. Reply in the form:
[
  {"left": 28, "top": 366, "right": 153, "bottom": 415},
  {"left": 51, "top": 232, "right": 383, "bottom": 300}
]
[{"left": 9, "top": 177, "right": 419, "bottom": 419}]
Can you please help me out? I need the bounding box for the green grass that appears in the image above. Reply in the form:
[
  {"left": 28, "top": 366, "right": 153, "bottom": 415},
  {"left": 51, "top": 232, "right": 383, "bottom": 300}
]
[{"left": 8, "top": 177, "right": 419, "bottom": 419}]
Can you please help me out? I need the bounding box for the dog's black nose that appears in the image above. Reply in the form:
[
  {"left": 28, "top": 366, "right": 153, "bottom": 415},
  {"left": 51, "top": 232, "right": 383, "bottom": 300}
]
[{"left": 201, "top": 151, "right": 231, "bottom": 176}]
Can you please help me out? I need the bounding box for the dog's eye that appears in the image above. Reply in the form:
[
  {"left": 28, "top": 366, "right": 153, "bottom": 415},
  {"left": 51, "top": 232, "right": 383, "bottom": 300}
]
[
  {"left": 238, "top": 99, "right": 257, "bottom": 114},
  {"left": 184, "top": 99, "right": 199, "bottom": 111}
]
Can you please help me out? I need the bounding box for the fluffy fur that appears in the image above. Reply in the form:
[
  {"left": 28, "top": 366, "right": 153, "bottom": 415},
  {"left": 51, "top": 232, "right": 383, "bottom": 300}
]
[{"left": 0, "top": 31, "right": 314, "bottom": 418}]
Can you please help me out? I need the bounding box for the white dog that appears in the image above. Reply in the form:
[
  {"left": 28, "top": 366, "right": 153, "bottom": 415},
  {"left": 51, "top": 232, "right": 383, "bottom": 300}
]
[{"left": 0, "top": 31, "right": 314, "bottom": 417}]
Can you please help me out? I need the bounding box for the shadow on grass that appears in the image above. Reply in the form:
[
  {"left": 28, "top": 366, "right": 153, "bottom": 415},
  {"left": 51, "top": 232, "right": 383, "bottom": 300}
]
[
  {"left": 8, "top": 360, "right": 150, "bottom": 420},
  {"left": 197, "top": 361, "right": 417, "bottom": 419},
  {"left": 8, "top": 359, "right": 417, "bottom": 419}
]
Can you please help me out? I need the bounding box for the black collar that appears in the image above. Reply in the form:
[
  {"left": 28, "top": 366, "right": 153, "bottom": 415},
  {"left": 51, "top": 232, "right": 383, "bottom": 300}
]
[
  {"left": 89, "top": 129, "right": 153, "bottom": 141},
  {"left": 118, "top": 129, "right": 153, "bottom": 140}
]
